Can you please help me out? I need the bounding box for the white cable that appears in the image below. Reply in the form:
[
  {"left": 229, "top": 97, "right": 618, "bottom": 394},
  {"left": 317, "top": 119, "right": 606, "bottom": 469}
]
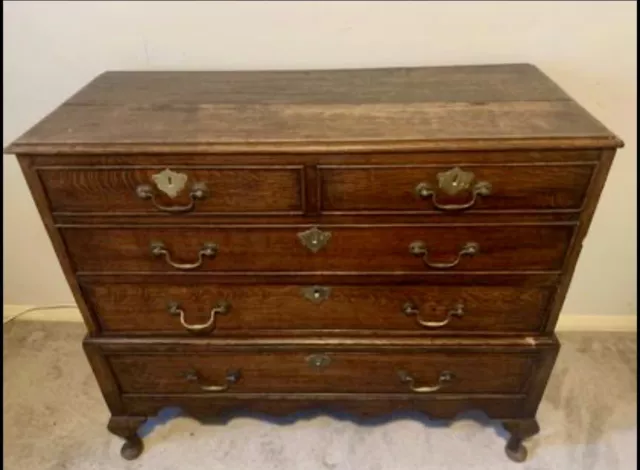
[{"left": 3, "top": 305, "right": 77, "bottom": 325}]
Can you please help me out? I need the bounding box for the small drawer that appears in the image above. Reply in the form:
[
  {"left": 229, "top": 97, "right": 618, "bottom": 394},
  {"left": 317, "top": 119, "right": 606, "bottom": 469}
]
[
  {"left": 82, "top": 282, "right": 553, "bottom": 335},
  {"left": 320, "top": 164, "right": 594, "bottom": 213},
  {"left": 38, "top": 166, "right": 304, "bottom": 215},
  {"left": 62, "top": 224, "right": 574, "bottom": 273},
  {"left": 108, "top": 351, "right": 536, "bottom": 395}
]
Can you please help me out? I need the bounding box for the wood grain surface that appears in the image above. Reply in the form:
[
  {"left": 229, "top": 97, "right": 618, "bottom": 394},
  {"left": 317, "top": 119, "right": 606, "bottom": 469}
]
[
  {"left": 61, "top": 224, "right": 575, "bottom": 273},
  {"left": 39, "top": 166, "right": 303, "bottom": 214},
  {"left": 320, "top": 163, "right": 594, "bottom": 213},
  {"left": 108, "top": 350, "right": 535, "bottom": 394},
  {"left": 8, "top": 63, "right": 619, "bottom": 461},
  {"left": 5, "top": 64, "right": 622, "bottom": 154},
  {"left": 81, "top": 282, "right": 553, "bottom": 335}
]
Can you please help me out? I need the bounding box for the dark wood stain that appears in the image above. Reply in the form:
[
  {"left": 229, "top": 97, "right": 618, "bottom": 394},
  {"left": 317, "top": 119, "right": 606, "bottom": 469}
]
[
  {"left": 81, "top": 282, "right": 552, "bottom": 335},
  {"left": 61, "top": 224, "right": 575, "bottom": 273},
  {"left": 90, "top": 334, "right": 559, "bottom": 351},
  {"left": 5, "top": 64, "right": 622, "bottom": 155},
  {"left": 29, "top": 149, "right": 604, "bottom": 166},
  {"left": 108, "top": 351, "right": 534, "bottom": 395},
  {"left": 65, "top": 65, "right": 575, "bottom": 105},
  {"left": 120, "top": 395, "right": 529, "bottom": 421},
  {"left": 6, "top": 64, "right": 622, "bottom": 461},
  {"left": 320, "top": 163, "right": 594, "bottom": 213},
  {"left": 38, "top": 166, "right": 304, "bottom": 214}
]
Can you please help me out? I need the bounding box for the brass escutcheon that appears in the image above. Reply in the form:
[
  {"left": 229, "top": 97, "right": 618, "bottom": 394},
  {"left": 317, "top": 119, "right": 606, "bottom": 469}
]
[
  {"left": 297, "top": 227, "right": 331, "bottom": 253},
  {"left": 301, "top": 286, "right": 332, "bottom": 304},
  {"left": 152, "top": 168, "right": 189, "bottom": 198},
  {"left": 306, "top": 354, "right": 331, "bottom": 370}
]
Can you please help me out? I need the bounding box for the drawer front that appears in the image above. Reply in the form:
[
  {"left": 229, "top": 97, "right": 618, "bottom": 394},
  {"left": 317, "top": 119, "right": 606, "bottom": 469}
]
[
  {"left": 38, "top": 166, "right": 303, "bottom": 214},
  {"left": 63, "top": 224, "right": 573, "bottom": 273},
  {"left": 83, "top": 283, "right": 552, "bottom": 334},
  {"left": 320, "top": 164, "right": 594, "bottom": 213},
  {"left": 108, "top": 351, "right": 535, "bottom": 394}
]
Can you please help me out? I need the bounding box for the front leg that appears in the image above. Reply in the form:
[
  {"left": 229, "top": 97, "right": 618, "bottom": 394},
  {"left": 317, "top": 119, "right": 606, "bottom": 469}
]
[
  {"left": 501, "top": 418, "right": 540, "bottom": 463},
  {"left": 107, "top": 416, "right": 147, "bottom": 460}
]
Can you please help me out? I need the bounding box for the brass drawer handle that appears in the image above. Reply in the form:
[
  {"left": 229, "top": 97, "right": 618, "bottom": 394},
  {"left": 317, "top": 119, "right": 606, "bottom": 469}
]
[
  {"left": 167, "top": 300, "right": 231, "bottom": 334},
  {"left": 402, "top": 302, "right": 465, "bottom": 328},
  {"left": 136, "top": 182, "right": 208, "bottom": 213},
  {"left": 415, "top": 167, "right": 491, "bottom": 211},
  {"left": 397, "top": 370, "right": 455, "bottom": 393},
  {"left": 184, "top": 369, "right": 241, "bottom": 392},
  {"left": 150, "top": 241, "right": 218, "bottom": 270},
  {"left": 409, "top": 241, "right": 478, "bottom": 269}
]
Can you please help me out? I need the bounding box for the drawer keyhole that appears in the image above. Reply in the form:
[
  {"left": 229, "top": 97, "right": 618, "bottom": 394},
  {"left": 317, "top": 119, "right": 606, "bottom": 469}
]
[{"left": 306, "top": 354, "right": 331, "bottom": 370}]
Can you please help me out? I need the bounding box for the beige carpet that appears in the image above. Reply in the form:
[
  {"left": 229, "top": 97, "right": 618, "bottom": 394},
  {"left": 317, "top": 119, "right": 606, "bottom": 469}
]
[{"left": 3, "top": 322, "right": 637, "bottom": 470}]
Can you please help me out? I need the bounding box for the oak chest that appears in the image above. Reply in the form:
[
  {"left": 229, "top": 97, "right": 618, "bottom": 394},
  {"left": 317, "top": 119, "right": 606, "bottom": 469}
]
[{"left": 6, "top": 64, "right": 623, "bottom": 462}]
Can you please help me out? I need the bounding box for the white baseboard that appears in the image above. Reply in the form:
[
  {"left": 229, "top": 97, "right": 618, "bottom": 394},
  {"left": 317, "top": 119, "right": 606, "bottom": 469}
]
[
  {"left": 3, "top": 305, "right": 636, "bottom": 332},
  {"left": 555, "top": 314, "right": 636, "bottom": 332}
]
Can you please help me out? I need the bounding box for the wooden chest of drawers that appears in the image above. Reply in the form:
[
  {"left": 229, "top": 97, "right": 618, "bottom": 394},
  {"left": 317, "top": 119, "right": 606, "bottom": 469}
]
[{"left": 6, "top": 64, "right": 622, "bottom": 463}]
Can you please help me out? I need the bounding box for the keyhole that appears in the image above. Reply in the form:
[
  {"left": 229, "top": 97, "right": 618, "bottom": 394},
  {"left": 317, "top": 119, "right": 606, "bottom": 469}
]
[{"left": 167, "top": 176, "right": 173, "bottom": 187}]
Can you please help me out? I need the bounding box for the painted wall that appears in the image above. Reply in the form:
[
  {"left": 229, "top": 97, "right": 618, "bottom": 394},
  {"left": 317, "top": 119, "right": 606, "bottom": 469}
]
[{"left": 3, "top": 1, "right": 636, "bottom": 317}]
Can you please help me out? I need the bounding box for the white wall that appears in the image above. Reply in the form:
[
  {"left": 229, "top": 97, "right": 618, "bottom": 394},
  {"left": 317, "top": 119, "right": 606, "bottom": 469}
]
[{"left": 3, "top": 1, "right": 637, "bottom": 317}]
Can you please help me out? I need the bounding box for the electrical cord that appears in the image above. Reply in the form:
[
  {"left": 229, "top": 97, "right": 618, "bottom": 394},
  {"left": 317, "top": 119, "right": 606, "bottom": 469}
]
[{"left": 3, "top": 305, "right": 77, "bottom": 325}]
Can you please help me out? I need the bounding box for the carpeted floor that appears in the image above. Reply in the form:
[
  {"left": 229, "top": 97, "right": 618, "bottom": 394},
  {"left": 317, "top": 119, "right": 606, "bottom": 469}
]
[{"left": 3, "top": 321, "right": 637, "bottom": 470}]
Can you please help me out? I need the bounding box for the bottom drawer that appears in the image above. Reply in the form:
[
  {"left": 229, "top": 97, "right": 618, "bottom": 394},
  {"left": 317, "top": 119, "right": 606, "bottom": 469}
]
[{"left": 108, "top": 351, "right": 536, "bottom": 395}]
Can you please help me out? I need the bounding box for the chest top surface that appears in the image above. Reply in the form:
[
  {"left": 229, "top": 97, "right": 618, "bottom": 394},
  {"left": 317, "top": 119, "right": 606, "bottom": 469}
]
[{"left": 5, "top": 63, "right": 622, "bottom": 155}]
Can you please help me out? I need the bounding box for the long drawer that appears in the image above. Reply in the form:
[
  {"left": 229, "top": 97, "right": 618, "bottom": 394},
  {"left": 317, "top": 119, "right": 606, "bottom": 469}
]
[
  {"left": 62, "top": 224, "right": 574, "bottom": 273},
  {"left": 82, "top": 282, "right": 554, "bottom": 335},
  {"left": 108, "top": 351, "right": 536, "bottom": 395}
]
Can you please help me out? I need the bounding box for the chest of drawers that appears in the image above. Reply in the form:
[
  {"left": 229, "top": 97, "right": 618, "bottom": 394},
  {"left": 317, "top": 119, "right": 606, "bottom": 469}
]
[{"left": 6, "top": 64, "right": 622, "bottom": 463}]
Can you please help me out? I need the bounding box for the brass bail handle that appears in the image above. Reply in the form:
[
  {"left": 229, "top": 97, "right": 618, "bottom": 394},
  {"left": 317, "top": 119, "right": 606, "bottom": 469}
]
[
  {"left": 184, "top": 369, "right": 241, "bottom": 392},
  {"left": 150, "top": 241, "right": 218, "bottom": 270},
  {"left": 415, "top": 167, "right": 491, "bottom": 211},
  {"left": 409, "top": 241, "right": 479, "bottom": 269},
  {"left": 167, "top": 300, "right": 231, "bottom": 334},
  {"left": 136, "top": 182, "right": 208, "bottom": 213},
  {"left": 397, "top": 370, "right": 455, "bottom": 393},
  {"left": 402, "top": 302, "right": 465, "bottom": 328}
]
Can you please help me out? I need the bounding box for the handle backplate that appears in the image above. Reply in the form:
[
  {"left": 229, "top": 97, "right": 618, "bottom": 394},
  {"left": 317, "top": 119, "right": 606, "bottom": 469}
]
[
  {"left": 415, "top": 167, "right": 491, "bottom": 211},
  {"left": 136, "top": 169, "right": 208, "bottom": 213}
]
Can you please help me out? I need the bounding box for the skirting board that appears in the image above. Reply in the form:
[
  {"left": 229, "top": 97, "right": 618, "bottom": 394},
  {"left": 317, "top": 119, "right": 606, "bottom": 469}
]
[{"left": 3, "top": 305, "right": 637, "bottom": 332}]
